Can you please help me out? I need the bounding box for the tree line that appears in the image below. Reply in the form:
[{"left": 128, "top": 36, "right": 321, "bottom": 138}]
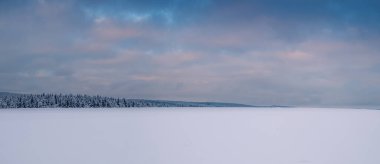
[{"left": 0, "top": 93, "right": 207, "bottom": 108}]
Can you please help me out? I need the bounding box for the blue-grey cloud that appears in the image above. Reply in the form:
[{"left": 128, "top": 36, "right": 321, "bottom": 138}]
[{"left": 0, "top": 0, "right": 380, "bottom": 107}]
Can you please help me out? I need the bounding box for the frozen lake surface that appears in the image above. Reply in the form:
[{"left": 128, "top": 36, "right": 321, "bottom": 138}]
[{"left": 1, "top": 107, "right": 380, "bottom": 164}]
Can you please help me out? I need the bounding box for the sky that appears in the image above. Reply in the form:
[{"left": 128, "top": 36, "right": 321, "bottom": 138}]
[{"left": 0, "top": 0, "right": 380, "bottom": 107}]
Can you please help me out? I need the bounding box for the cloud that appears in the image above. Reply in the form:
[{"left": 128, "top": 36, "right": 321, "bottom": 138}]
[{"left": 0, "top": 0, "right": 380, "bottom": 107}]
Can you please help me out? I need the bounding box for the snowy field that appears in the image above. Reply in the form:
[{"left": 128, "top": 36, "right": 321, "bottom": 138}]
[{"left": 0, "top": 107, "right": 380, "bottom": 164}]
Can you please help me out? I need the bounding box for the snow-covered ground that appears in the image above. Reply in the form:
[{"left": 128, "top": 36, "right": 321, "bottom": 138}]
[{"left": 0, "top": 107, "right": 379, "bottom": 164}]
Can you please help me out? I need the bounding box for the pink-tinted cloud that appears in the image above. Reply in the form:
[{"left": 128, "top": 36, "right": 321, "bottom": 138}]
[{"left": 1, "top": 0, "right": 380, "bottom": 107}]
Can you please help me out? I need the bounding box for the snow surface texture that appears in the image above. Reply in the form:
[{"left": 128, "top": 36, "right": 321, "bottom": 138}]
[{"left": 0, "top": 108, "right": 379, "bottom": 164}]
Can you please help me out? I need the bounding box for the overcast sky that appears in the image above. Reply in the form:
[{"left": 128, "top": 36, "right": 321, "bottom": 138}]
[{"left": 1, "top": 0, "right": 380, "bottom": 107}]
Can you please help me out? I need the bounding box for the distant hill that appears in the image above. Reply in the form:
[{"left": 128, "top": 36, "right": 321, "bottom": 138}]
[
  {"left": 0, "top": 92, "right": 254, "bottom": 108},
  {"left": 0, "top": 92, "right": 20, "bottom": 97}
]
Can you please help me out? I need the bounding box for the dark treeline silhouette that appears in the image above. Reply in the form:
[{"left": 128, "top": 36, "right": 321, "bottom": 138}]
[{"left": 0, "top": 93, "right": 252, "bottom": 108}]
